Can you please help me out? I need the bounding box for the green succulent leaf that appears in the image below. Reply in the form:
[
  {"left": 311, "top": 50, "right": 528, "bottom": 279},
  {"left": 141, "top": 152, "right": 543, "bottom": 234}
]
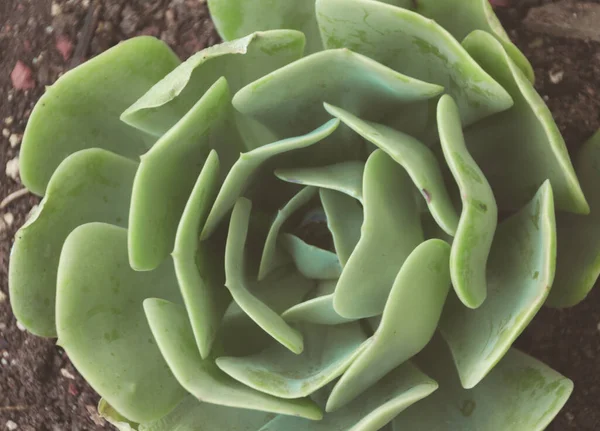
[
  {"left": 56, "top": 223, "right": 185, "bottom": 423},
  {"left": 281, "top": 233, "right": 342, "bottom": 280},
  {"left": 327, "top": 239, "right": 451, "bottom": 411},
  {"left": 462, "top": 30, "right": 588, "bottom": 214},
  {"left": 216, "top": 322, "right": 368, "bottom": 399},
  {"left": 316, "top": 0, "right": 514, "bottom": 130},
  {"left": 19, "top": 37, "right": 179, "bottom": 196},
  {"left": 325, "top": 103, "right": 459, "bottom": 236},
  {"left": 259, "top": 363, "right": 437, "bottom": 431},
  {"left": 392, "top": 336, "right": 573, "bottom": 431},
  {"left": 10, "top": 149, "right": 137, "bottom": 337},
  {"left": 334, "top": 150, "right": 423, "bottom": 319},
  {"left": 438, "top": 95, "right": 498, "bottom": 309},
  {"left": 98, "top": 399, "right": 139, "bottom": 431},
  {"left": 129, "top": 77, "right": 234, "bottom": 271},
  {"left": 144, "top": 298, "right": 322, "bottom": 419},
  {"left": 549, "top": 130, "right": 600, "bottom": 306}
]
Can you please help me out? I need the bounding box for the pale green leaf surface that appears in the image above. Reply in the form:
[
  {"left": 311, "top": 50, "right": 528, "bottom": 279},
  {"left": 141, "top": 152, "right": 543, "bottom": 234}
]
[
  {"left": 281, "top": 233, "right": 342, "bottom": 280},
  {"left": 19, "top": 37, "right": 179, "bottom": 196},
  {"left": 275, "top": 161, "right": 365, "bottom": 202},
  {"left": 440, "top": 181, "right": 555, "bottom": 389},
  {"left": 320, "top": 189, "right": 364, "bottom": 266},
  {"left": 325, "top": 104, "right": 459, "bottom": 236},
  {"left": 122, "top": 30, "right": 305, "bottom": 138},
  {"left": 226, "top": 198, "right": 304, "bottom": 354},
  {"left": 10, "top": 149, "right": 137, "bottom": 337},
  {"left": 392, "top": 336, "right": 572, "bottom": 431},
  {"left": 129, "top": 77, "right": 233, "bottom": 271},
  {"left": 98, "top": 399, "right": 138, "bottom": 431},
  {"left": 172, "top": 151, "right": 230, "bottom": 359},
  {"left": 316, "top": 0, "right": 513, "bottom": 131},
  {"left": 462, "top": 30, "right": 587, "bottom": 214},
  {"left": 327, "top": 239, "right": 451, "bottom": 411},
  {"left": 438, "top": 95, "right": 497, "bottom": 309},
  {"left": 56, "top": 223, "right": 185, "bottom": 423},
  {"left": 208, "top": 0, "right": 323, "bottom": 54},
  {"left": 144, "top": 299, "right": 322, "bottom": 420},
  {"left": 283, "top": 280, "right": 355, "bottom": 326},
  {"left": 334, "top": 150, "right": 423, "bottom": 318},
  {"left": 202, "top": 118, "right": 340, "bottom": 239},
  {"left": 548, "top": 130, "right": 600, "bottom": 306},
  {"left": 259, "top": 187, "right": 317, "bottom": 280},
  {"left": 259, "top": 363, "right": 437, "bottom": 431},
  {"left": 216, "top": 323, "right": 368, "bottom": 399}
]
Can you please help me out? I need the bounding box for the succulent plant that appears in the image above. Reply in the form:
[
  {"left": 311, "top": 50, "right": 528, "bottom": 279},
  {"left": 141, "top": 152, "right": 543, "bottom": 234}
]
[{"left": 9, "top": 0, "right": 600, "bottom": 429}]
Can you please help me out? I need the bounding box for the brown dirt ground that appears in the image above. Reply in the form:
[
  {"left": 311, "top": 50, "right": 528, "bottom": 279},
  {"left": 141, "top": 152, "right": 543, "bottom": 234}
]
[{"left": 0, "top": 0, "right": 598, "bottom": 429}]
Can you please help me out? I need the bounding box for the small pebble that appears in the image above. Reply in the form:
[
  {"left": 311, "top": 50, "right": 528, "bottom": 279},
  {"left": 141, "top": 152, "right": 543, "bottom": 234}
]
[
  {"left": 51, "top": 2, "right": 62, "bottom": 16},
  {"left": 5, "top": 157, "right": 20, "bottom": 181},
  {"left": 0, "top": 291, "right": 6, "bottom": 303},
  {"left": 596, "top": 322, "right": 600, "bottom": 332},
  {"left": 16, "top": 321, "right": 26, "bottom": 332},
  {"left": 60, "top": 368, "right": 76, "bottom": 380},
  {"left": 1, "top": 358, "right": 8, "bottom": 366},
  {"left": 45, "top": 26, "right": 54, "bottom": 35},
  {"left": 2, "top": 129, "right": 10, "bottom": 138},
  {"left": 5, "top": 117, "right": 13, "bottom": 126},
  {"left": 0, "top": 323, "right": 6, "bottom": 330},
  {"left": 549, "top": 69, "right": 565, "bottom": 84},
  {"left": 9, "top": 134, "right": 21, "bottom": 148},
  {"left": 6, "top": 420, "right": 17, "bottom": 430},
  {"left": 2, "top": 351, "right": 8, "bottom": 358},
  {"left": 3, "top": 213, "right": 14, "bottom": 227}
]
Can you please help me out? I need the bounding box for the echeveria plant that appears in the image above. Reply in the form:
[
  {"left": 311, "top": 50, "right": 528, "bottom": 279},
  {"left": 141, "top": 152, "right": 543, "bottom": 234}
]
[{"left": 9, "top": 0, "right": 600, "bottom": 429}]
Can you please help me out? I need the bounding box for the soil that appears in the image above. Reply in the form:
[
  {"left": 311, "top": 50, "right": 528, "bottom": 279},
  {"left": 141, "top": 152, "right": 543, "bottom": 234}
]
[{"left": 0, "top": 0, "right": 598, "bottom": 430}]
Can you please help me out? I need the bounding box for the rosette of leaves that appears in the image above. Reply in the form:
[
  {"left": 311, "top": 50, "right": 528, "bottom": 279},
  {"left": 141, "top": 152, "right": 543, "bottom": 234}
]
[{"left": 9, "top": 0, "right": 600, "bottom": 429}]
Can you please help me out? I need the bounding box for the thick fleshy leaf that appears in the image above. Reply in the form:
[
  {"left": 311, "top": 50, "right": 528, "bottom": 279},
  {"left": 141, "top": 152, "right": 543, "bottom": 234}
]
[
  {"left": 220, "top": 266, "right": 314, "bottom": 357},
  {"left": 383, "top": 0, "right": 534, "bottom": 82},
  {"left": 259, "top": 363, "right": 437, "bottom": 431},
  {"left": 56, "top": 223, "right": 185, "bottom": 423},
  {"left": 144, "top": 299, "right": 322, "bottom": 420},
  {"left": 327, "top": 239, "right": 451, "bottom": 411},
  {"left": 325, "top": 104, "right": 459, "bottom": 236},
  {"left": 320, "top": 189, "right": 363, "bottom": 266},
  {"left": 281, "top": 233, "right": 342, "bottom": 280},
  {"left": 208, "top": 0, "right": 323, "bottom": 54},
  {"left": 549, "top": 130, "right": 600, "bottom": 306},
  {"left": 233, "top": 49, "right": 443, "bottom": 137},
  {"left": 19, "top": 37, "right": 179, "bottom": 196},
  {"left": 283, "top": 280, "right": 355, "bottom": 326},
  {"left": 172, "top": 151, "right": 230, "bottom": 359},
  {"left": 316, "top": 0, "right": 513, "bottom": 131},
  {"left": 392, "top": 337, "right": 573, "bottom": 430},
  {"left": 10, "top": 149, "right": 137, "bottom": 337},
  {"left": 334, "top": 150, "right": 423, "bottom": 318},
  {"left": 259, "top": 187, "right": 317, "bottom": 280},
  {"left": 122, "top": 30, "right": 305, "bottom": 138},
  {"left": 202, "top": 118, "right": 340, "bottom": 239},
  {"left": 462, "top": 30, "right": 588, "bottom": 214},
  {"left": 98, "top": 399, "right": 138, "bottom": 431},
  {"left": 438, "top": 95, "right": 497, "bottom": 309},
  {"left": 129, "top": 77, "right": 234, "bottom": 271},
  {"left": 275, "top": 161, "right": 365, "bottom": 202},
  {"left": 440, "top": 181, "right": 555, "bottom": 389},
  {"left": 216, "top": 323, "right": 368, "bottom": 399},
  {"left": 226, "top": 198, "right": 305, "bottom": 354}
]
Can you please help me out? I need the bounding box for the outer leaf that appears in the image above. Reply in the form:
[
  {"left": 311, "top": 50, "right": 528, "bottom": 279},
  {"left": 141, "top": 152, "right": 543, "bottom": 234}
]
[
  {"left": 172, "top": 151, "right": 229, "bottom": 359},
  {"left": 258, "top": 363, "right": 437, "bottom": 431},
  {"left": 259, "top": 187, "right": 317, "bottom": 281},
  {"left": 462, "top": 30, "right": 588, "bottom": 214},
  {"left": 325, "top": 104, "right": 458, "bottom": 236},
  {"left": 281, "top": 233, "right": 342, "bottom": 280},
  {"left": 202, "top": 119, "right": 340, "bottom": 239},
  {"left": 320, "top": 189, "right": 364, "bottom": 266},
  {"left": 327, "top": 239, "right": 451, "bottom": 411},
  {"left": 56, "top": 223, "right": 185, "bottom": 423},
  {"left": 548, "top": 130, "right": 600, "bottom": 306},
  {"left": 438, "top": 95, "right": 497, "bottom": 309},
  {"left": 316, "top": 0, "right": 513, "bottom": 130},
  {"left": 129, "top": 77, "right": 233, "bottom": 271},
  {"left": 122, "top": 30, "right": 305, "bottom": 138},
  {"left": 392, "top": 336, "right": 573, "bottom": 431},
  {"left": 144, "top": 299, "right": 322, "bottom": 420},
  {"left": 99, "top": 399, "right": 139, "bottom": 431},
  {"left": 208, "top": 0, "right": 323, "bottom": 54},
  {"left": 440, "top": 181, "right": 555, "bottom": 389},
  {"left": 334, "top": 150, "right": 423, "bottom": 318},
  {"left": 283, "top": 280, "right": 355, "bottom": 326},
  {"left": 216, "top": 323, "right": 368, "bottom": 399},
  {"left": 19, "top": 37, "right": 179, "bottom": 195},
  {"left": 10, "top": 149, "right": 137, "bottom": 337},
  {"left": 233, "top": 49, "right": 443, "bottom": 137},
  {"left": 226, "top": 198, "right": 304, "bottom": 354},
  {"left": 275, "top": 161, "right": 365, "bottom": 202}
]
